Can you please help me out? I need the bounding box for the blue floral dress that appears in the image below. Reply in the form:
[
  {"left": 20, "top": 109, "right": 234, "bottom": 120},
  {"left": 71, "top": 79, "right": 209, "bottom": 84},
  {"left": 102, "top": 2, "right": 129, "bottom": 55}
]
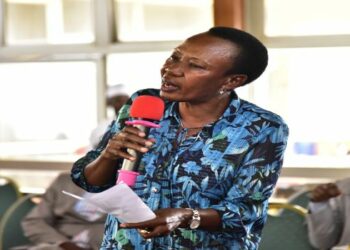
[{"left": 71, "top": 88, "right": 289, "bottom": 250}]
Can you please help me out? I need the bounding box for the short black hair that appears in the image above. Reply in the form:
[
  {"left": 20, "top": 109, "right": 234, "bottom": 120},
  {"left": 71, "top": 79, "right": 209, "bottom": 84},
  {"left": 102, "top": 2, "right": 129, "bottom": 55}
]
[{"left": 208, "top": 26, "right": 268, "bottom": 85}]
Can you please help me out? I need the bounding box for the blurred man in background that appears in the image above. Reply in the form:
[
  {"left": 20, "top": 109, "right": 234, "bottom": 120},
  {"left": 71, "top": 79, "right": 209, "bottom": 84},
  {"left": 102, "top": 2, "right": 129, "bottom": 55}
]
[
  {"left": 21, "top": 172, "right": 106, "bottom": 250},
  {"left": 89, "top": 84, "right": 129, "bottom": 149},
  {"left": 307, "top": 178, "right": 350, "bottom": 249}
]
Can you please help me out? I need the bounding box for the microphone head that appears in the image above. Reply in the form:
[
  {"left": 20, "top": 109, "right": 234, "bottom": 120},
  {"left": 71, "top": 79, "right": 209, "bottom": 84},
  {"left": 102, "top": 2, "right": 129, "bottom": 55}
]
[{"left": 130, "top": 95, "right": 165, "bottom": 121}]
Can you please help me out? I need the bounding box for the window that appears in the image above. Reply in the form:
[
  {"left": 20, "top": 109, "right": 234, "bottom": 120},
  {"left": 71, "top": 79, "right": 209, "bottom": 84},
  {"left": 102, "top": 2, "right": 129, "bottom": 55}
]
[
  {"left": 0, "top": 61, "right": 98, "bottom": 158},
  {"left": 0, "top": 0, "right": 215, "bottom": 163},
  {"left": 0, "top": 0, "right": 349, "bottom": 190},
  {"left": 246, "top": 0, "right": 350, "bottom": 167},
  {"left": 264, "top": 0, "right": 350, "bottom": 36},
  {"left": 114, "top": 0, "right": 214, "bottom": 41},
  {"left": 0, "top": 0, "right": 218, "bottom": 189},
  {"left": 5, "top": 0, "right": 94, "bottom": 45},
  {"left": 107, "top": 51, "right": 170, "bottom": 94},
  {"left": 251, "top": 48, "right": 350, "bottom": 166}
]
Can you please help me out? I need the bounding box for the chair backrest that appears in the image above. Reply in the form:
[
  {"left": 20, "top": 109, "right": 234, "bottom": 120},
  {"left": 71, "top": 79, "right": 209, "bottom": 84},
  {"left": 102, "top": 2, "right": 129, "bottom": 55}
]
[
  {"left": 0, "top": 194, "right": 40, "bottom": 250},
  {"left": 288, "top": 188, "right": 311, "bottom": 209},
  {"left": 259, "top": 202, "right": 316, "bottom": 250},
  {"left": 0, "top": 176, "right": 21, "bottom": 220}
]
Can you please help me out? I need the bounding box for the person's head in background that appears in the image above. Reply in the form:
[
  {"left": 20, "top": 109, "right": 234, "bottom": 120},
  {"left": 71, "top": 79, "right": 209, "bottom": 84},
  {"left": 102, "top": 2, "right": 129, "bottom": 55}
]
[
  {"left": 160, "top": 26, "right": 268, "bottom": 102},
  {"left": 86, "top": 84, "right": 129, "bottom": 151},
  {"left": 106, "top": 84, "right": 130, "bottom": 117}
]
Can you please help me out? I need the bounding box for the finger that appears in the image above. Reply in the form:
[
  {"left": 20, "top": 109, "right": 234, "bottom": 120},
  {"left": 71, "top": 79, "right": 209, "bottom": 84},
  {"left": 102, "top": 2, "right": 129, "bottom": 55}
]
[
  {"left": 137, "top": 219, "right": 165, "bottom": 228},
  {"left": 103, "top": 140, "right": 135, "bottom": 161},
  {"left": 142, "top": 225, "right": 169, "bottom": 239},
  {"left": 123, "top": 126, "right": 146, "bottom": 137},
  {"left": 310, "top": 188, "right": 325, "bottom": 201},
  {"left": 138, "top": 230, "right": 157, "bottom": 239},
  {"left": 315, "top": 188, "right": 328, "bottom": 199},
  {"left": 138, "top": 229, "right": 151, "bottom": 236},
  {"left": 117, "top": 131, "right": 153, "bottom": 148},
  {"left": 120, "top": 221, "right": 149, "bottom": 229},
  {"left": 110, "top": 135, "right": 151, "bottom": 155},
  {"left": 319, "top": 184, "right": 330, "bottom": 192},
  {"left": 138, "top": 229, "right": 150, "bottom": 234},
  {"left": 148, "top": 137, "right": 156, "bottom": 143},
  {"left": 120, "top": 218, "right": 162, "bottom": 229},
  {"left": 122, "top": 127, "right": 155, "bottom": 146},
  {"left": 315, "top": 184, "right": 329, "bottom": 195},
  {"left": 101, "top": 147, "right": 123, "bottom": 161},
  {"left": 109, "top": 148, "right": 136, "bottom": 161},
  {"left": 311, "top": 183, "right": 340, "bottom": 202},
  {"left": 328, "top": 186, "right": 341, "bottom": 197},
  {"left": 321, "top": 183, "right": 340, "bottom": 197}
]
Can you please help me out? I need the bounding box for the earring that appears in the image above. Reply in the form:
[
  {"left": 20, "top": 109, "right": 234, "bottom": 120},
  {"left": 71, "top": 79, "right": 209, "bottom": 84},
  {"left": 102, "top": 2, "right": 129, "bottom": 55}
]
[{"left": 219, "top": 89, "right": 225, "bottom": 95}]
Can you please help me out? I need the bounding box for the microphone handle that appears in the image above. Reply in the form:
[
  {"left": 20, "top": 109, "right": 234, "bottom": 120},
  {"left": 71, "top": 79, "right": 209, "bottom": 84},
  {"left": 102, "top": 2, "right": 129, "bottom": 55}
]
[{"left": 121, "top": 124, "right": 150, "bottom": 172}]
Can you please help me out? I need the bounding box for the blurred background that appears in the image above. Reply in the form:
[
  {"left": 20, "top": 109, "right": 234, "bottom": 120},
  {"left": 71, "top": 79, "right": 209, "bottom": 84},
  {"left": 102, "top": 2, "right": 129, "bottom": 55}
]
[{"left": 0, "top": 0, "right": 349, "bottom": 198}]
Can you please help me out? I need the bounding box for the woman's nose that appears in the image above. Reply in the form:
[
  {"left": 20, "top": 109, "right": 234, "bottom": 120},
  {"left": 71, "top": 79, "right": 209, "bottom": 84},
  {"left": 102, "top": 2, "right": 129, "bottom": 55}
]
[{"left": 163, "top": 65, "right": 183, "bottom": 77}]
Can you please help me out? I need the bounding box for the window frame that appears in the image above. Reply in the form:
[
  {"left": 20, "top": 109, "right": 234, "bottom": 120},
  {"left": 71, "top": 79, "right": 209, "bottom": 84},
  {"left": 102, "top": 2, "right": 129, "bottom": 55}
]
[
  {"left": 244, "top": 0, "right": 350, "bottom": 175},
  {"left": 0, "top": 0, "right": 349, "bottom": 182},
  {"left": 245, "top": 0, "right": 350, "bottom": 48},
  {"left": 0, "top": 0, "right": 180, "bottom": 119},
  {"left": 0, "top": 0, "right": 4, "bottom": 46}
]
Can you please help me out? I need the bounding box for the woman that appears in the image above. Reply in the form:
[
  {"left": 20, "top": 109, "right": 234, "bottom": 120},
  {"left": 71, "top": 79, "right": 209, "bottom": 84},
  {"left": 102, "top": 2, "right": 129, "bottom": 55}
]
[{"left": 71, "top": 27, "right": 289, "bottom": 249}]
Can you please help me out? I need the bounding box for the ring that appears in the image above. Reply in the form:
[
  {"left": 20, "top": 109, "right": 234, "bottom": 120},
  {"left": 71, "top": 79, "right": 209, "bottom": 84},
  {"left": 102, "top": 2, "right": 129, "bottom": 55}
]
[{"left": 139, "top": 229, "right": 150, "bottom": 234}]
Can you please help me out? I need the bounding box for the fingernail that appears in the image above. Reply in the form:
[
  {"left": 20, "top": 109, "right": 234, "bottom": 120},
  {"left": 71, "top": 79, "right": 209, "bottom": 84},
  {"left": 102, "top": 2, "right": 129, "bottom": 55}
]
[
  {"left": 141, "top": 147, "right": 148, "bottom": 152},
  {"left": 145, "top": 141, "right": 153, "bottom": 146},
  {"left": 120, "top": 223, "right": 125, "bottom": 227},
  {"left": 129, "top": 157, "right": 136, "bottom": 161},
  {"left": 139, "top": 132, "right": 146, "bottom": 137}
]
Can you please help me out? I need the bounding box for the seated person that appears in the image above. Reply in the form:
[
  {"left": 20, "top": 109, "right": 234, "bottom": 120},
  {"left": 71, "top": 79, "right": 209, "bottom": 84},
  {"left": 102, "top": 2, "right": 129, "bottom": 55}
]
[
  {"left": 307, "top": 178, "right": 350, "bottom": 249},
  {"left": 21, "top": 172, "right": 106, "bottom": 250}
]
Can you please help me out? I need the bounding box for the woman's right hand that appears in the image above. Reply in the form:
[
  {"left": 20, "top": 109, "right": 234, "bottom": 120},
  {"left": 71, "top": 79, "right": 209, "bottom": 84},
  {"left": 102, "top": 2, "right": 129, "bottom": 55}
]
[
  {"left": 101, "top": 126, "right": 154, "bottom": 162},
  {"left": 84, "top": 126, "right": 154, "bottom": 186},
  {"left": 310, "top": 182, "right": 341, "bottom": 202}
]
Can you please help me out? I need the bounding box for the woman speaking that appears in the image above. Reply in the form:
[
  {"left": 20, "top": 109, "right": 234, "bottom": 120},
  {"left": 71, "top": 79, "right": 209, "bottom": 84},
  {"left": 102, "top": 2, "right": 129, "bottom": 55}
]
[{"left": 71, "top": 26, "right": 289, "bottom": 250}]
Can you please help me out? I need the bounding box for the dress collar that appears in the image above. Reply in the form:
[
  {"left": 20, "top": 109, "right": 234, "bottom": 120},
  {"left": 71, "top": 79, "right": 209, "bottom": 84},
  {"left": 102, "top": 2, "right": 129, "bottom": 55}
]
[{"left": 162, "top": 91, "right": 241, "bottom": 123}]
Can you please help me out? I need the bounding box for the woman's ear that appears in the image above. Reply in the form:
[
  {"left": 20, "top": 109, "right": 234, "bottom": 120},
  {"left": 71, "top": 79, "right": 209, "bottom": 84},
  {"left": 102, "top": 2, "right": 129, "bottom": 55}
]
[{"left": 225, "top": 74, "right": 248, "bottom": 90}]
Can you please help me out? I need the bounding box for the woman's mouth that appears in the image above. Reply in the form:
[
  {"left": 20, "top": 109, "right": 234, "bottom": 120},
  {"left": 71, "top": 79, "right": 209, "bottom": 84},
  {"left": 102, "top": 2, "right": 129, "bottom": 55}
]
[{"left": 161, "top": 79, "right": 179, "bottom": 92}]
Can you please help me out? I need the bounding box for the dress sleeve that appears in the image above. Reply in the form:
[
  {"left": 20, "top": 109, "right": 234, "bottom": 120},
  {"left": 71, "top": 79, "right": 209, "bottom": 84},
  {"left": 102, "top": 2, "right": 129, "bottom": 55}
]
[
  {"left": 209, "top": 123, "right": 289, "bottom": 242},
  {"left": 307, "top": 199, "right": 343, "bottom": 249}
]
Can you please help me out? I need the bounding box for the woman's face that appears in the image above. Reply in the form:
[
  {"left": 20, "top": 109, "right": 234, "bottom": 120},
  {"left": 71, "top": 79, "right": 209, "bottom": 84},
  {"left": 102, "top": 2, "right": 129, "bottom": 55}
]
[{"left": 160, "top": 33, "right": 238, "bottom": 103}]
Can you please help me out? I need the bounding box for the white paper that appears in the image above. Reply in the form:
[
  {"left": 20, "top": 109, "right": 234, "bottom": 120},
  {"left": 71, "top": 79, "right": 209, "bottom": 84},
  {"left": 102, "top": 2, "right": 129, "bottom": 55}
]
[{"left": 62, "top": 183, "right": 156, "bottom": 223}]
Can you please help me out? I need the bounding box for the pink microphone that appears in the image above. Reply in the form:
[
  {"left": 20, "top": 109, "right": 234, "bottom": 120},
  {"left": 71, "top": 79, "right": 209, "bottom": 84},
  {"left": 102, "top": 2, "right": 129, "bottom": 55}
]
[{"left": 117, "top": 95, "right": 165, "bottom": 186}]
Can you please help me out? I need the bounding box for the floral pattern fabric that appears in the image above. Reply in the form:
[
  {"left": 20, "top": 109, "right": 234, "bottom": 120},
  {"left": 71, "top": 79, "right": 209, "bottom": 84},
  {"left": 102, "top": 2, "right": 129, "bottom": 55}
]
[{"left": 71, "top": 88, "right": 289, "bottom": 250}]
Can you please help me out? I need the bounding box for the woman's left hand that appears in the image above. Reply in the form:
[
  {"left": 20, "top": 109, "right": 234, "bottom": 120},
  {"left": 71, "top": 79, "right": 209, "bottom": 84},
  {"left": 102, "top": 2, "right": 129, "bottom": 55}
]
[{"left": 120, "top": 208, "right": 192, "bottom": 238}]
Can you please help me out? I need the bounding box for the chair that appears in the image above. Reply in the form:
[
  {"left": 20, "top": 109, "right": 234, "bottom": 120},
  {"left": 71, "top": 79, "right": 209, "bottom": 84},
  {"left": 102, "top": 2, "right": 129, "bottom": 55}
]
[
  {"left": 259, "top": 202, "right": 316, "bottom": 250},
  {"left": 0, "top": 194, "right": 41, "bottom": 250},
  {"left": 287, "top": 188, "right": 311, "bottom": 209},
  {"left": 0, "top": 176, "right": 21, "bottom": 220}
]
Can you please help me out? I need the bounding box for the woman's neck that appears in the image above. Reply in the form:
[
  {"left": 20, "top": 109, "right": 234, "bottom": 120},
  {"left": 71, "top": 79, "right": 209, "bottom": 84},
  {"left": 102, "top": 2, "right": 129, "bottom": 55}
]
[{"left": 178, "top": 95, "right": 230, "bottom": 129}]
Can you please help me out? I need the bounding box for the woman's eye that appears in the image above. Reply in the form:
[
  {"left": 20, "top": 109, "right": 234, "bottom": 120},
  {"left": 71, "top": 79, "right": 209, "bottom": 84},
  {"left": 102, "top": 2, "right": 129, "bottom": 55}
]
[
  {"left": 169, "top": 55, "right": 179, "bottom": 62},
  {"left": 190, "top": 63, "right": 204, "bottom": 69}
]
